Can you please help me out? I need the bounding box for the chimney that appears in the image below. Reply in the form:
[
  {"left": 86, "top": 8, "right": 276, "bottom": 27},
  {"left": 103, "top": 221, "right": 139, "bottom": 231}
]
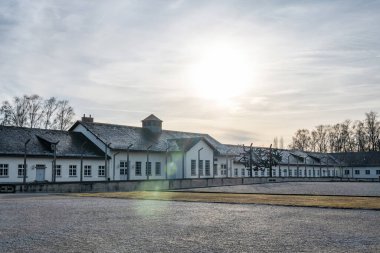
[{"left": 81, "top": 114, "right": 94, "bottom": 123}]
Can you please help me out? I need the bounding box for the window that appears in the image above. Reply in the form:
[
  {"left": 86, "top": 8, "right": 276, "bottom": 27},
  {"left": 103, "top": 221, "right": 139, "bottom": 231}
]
[
  {"left": 18, "top": 164, "right": 26, "bottom": 177},
  {"left": 120, "top": 161, "right": 128, "bottom": 175},
  {"left": 234, "top": 168, "right": 238, "bottom": 176},
  {"left": 135, "top": 162, "right": 141, "bottom": 176},
  {"left": 69, "top": 165, "right": 77, "bottom": 177},
  {"left": 273, "top": 169, "right": 276, "bottom": 176},
  {"left": 366, "top": 170, "right": 370, "bottom": 175},
  {"left": 267, "top": 170, "right": 270, "bottom": 177},
  {"left": 241, "top": 169, "right": 245, "bottom": 176},
  {"left": 254, "top": 171, "right": 258, "bottom": 176},
  {"left": 205, "top": 160, "right": 210, "bottom": 176},
  {"left": 84, "top": 165, "right": 92, "bottom": 177},
  {"left": 376, "top": 170, "right": 380, "bottom": 175},
  {"left": 248, "top": 170, "right": 252, "bottom": 177},
  {"left": 146, "top": 162, "right": 152, "bottom": 176},
  {"left": 308, "top": 170, "right": 312, "bottom": 176},
  {"left": 191, "top": 160, "right": 196, "bottom": 176},
  {"left": 155, "top": 162, "right": 161, "bottom": 176},
  {"left": 355, "top": 170, "right": 360, "bottom": 175},
  {"left": 0, "top": 164, "right": 9, "bottom": 177},
  {"left": 199, "top": 160, "right": 203, "bottom": 176},
  {"left": 98, "top": 165, "right": 105, "bottom": 177},
  {"left": 213, "top": 164, "right": 218, "bottom": 176},
  {"left": 55, "top": 165, "right": 61, "bottom": 177},
  {"left": 289, "top": 169, "right": 293, "bottom": 177}
]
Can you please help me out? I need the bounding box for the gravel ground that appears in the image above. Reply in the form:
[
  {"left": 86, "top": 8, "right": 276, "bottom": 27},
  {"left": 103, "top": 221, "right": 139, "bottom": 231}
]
[
  {"left": 0, "top": 194, "right": 379, "bottom": 252},
  {"left": 180, "top": 182, "right": 380, "bottom": 196}
]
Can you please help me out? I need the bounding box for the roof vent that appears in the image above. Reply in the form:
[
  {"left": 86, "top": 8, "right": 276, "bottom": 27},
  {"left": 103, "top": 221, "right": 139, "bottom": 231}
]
[
  {"left": 81, "top": 114, "right": 94, "bottom": 123},
  {"left": 142, "top": 114, "right": 162, "bottom": 133}
]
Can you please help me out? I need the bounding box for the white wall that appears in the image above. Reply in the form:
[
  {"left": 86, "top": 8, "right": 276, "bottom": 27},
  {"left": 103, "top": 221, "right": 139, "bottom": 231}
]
[
  {"left": 184, "top": 140, "right": 214, "bottom": 179},
  {"left": 0, "top": 156, "right": 105, "bottom": 183}
]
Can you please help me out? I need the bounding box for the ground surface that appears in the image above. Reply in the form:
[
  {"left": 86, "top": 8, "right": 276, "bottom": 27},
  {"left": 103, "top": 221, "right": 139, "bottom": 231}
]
[
  {"left": 77, "top": 191, "right": 380, "bottom": 210},
  {"left": 180, "top": 182, "right": 380, "bottom": 196},
  {"left": 1, "top": 194, "right": 379, "bottom": 252}
]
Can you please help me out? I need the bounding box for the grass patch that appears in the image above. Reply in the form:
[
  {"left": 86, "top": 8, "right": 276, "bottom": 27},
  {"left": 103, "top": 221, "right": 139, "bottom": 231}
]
[{"left": 73, "top": 191, "right": 380, "bottom": 210}]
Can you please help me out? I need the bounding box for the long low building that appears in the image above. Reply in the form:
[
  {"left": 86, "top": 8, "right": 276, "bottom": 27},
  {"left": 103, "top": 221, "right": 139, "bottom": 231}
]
[{"left": 1, "top": 114, "right": 380, "bottom": 183}]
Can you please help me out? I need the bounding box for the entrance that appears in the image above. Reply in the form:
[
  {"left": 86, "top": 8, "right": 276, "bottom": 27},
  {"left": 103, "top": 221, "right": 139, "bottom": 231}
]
[{"left": 35, "top": 165, "right": 46, "bottom": 181}]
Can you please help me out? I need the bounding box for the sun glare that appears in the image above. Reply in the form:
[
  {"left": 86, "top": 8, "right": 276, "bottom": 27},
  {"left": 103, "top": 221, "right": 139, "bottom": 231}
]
[{"left": 186, "top": 42, "right": 255, "bottom": 102}]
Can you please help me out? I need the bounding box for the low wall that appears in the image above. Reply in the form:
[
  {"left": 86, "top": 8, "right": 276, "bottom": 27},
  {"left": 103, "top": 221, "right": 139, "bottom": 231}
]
[{"left": 7, "top": 177, "right": 379, "bottom": 193}]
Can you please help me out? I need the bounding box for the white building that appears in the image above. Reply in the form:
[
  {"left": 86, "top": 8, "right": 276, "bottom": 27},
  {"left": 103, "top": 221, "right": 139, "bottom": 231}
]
[{"left": 1, "top": 114, "right": 380, "bottom": 183}]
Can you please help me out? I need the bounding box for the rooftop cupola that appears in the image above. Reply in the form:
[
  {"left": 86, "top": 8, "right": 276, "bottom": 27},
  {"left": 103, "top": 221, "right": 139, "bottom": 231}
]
[{"left": 142, "top": 114, "right": 162, "bottom": 133}]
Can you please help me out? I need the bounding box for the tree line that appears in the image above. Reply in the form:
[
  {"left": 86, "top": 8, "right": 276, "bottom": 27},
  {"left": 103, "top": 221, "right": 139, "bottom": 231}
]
[
  {"left": 289, "top": 111, "right": 380, "bottom": 153},
  {"left": 0, "top": 94, "right": 75, "bottom": 130}
]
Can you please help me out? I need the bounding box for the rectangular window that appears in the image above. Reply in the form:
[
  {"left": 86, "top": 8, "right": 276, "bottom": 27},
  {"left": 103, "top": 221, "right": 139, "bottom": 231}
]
[
  {"left": 365, "top": 170, "right": 370, "bottom": 175},
  {"left": 155, "top": 162, "right": 161, "bottom": 176},
  {"left": 191, "top": 160, "right": 196, "bottom": 176},
  {"left": 55, "top": 165, "right": 61, "bottom": 177},
  {"left": 120, "top": 161, "right": 128, "bottom": 175},
  {"left": 199, "top": 160, "right": 203, "bottom": 176},
  {"left": 146, "top": 162, "right": 152, "bottom": 176},
  {"left": 241, "top": 168, "right": 245, "bottom": 176},
  {"left": 18, "top": 164, "right": 26, "bottom": 177},
  {"left": 84, "top": 165, "right": 92, "bottom": 177},
  {"left": 289, "top": 169, "right": 293, "bottom": 176},
  {"left": 205, "top": 160, "right": 210, "bottom": 176},
  {"left": 261, "top": 170, "right": 265, "bottom": 176},
  {"left": 273, "top": 169, "right": 276, "bottom": 176},
  {"left": 135, "top": 162, "right": 141, "bottom": 176},
  {"left": 234, "top": 168, "right": 238, "bottom": 176},
  {"left": 213, "top": 164, "right": 218, "bottom": 176},
  {"left": 355, "top": 170, "right": 360, "bottom": 175},
  {"left": 0, "top": 164, "right": 9, "bottom": 177},
  {"left": 69, "top": 165, "right": 77, "bottom": 177},
  {"left": 254, "top": 171, "right": 258, "bottom": 176},
  {"left": 98, "top": 165, "right": 105, "bottom": 177},
  {"left": 376, "top": 170, "right": 380, "bottom": 175}
]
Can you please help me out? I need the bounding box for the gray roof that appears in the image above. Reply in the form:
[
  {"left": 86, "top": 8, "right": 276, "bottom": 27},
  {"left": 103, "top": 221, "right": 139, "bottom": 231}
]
[
  {"left": 331, "top": 152, "right": 380, "bottom": 167},
  {"left": 225, "top": 144, "right": 341, "bottom": 166},
  {"left": 0, "top": 126, "right": 105, "bottom": 158},
  {"left": 70, "top": 121, "right": 231, "bottom": 154}
]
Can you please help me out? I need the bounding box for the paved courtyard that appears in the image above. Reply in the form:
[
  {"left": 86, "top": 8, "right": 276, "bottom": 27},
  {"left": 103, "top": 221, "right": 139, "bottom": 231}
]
[
  {"left": 0, "top": 194, "right": 379, "bottom": 252},
  {"left": 180, "top": 182, "right": 380, "bottom": 196}
]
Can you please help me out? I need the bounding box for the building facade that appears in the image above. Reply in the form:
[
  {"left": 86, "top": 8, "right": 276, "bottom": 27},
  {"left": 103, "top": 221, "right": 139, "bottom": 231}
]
[{"left": 1, "top": 114, "right": 380, "bottom": 183}]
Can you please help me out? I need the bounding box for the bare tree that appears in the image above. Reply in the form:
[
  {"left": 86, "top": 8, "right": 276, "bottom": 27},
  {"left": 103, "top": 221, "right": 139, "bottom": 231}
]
[
  {"left": 290, "top": 129, "right": 311, "bottom": 151},
  {"left": 42, "top": 97, "right": 59, "bottom": 129},
  {"left": 0, "top": 95, "right": 75, "bottom": 130},
  {"left": 54, "top": 100, "right": 75, "bottom": 130},
  {"left": 27, "top": 94, "right": 44, "bottom": 128},
  {"left": 365, "top": 111, "right": 380, "bottom": 151},
  {"left": 279, "top": 137, "right": 284, "bottom": 149},
  {"left": 273, "top": 137, "right": 278, "bottom": 149}
]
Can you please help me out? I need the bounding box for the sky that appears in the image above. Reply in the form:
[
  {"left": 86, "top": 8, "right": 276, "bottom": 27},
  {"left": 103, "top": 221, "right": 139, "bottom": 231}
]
[{"left": 1, "top": 0, "right": 380, "bottom": 146}]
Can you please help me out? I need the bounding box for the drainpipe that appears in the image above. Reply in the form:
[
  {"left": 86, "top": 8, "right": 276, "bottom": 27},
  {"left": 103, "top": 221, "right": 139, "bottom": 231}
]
[
  {"left": 146, "top": 145, "right": 153, "bottom": 180},
  {"left": 80, "top": 141, "right": 87, "bottom": 183},
  {"left": 165, "top": 142, "right": 169, "bottom": 180},
  {"left": 23, "top": 139, "right": 30, "bottom": 189},
  {"left": 198, "top": 147, "right": 204, "bottom": 179},
  {"left": 105, "top": 142, "right": 111, "bottom": 181},
  {"left": 113, "top": 152, "right": 120, "bottom": 181},
  {"left": 126, "top": 144, "right": 133, "bottom": 181},
  {"left": 52, "top": 141, "right": 59, "bottom": 183}
]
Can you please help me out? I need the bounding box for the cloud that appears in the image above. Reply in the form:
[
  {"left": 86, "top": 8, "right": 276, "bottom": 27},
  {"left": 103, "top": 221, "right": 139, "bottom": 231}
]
[{"left": 0, "top": 0, "right": 379, "bottom": 146}]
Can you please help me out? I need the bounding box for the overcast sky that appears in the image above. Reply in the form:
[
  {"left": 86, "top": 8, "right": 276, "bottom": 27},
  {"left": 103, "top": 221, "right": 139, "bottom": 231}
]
[{"left": 1, "top": 0, "right": 380, "bottom": 146}]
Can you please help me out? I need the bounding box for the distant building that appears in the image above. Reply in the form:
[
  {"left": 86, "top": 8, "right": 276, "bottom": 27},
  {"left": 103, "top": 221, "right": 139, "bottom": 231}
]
[{"left": 1, "top": 114, "right": 379, "bottom": 183}]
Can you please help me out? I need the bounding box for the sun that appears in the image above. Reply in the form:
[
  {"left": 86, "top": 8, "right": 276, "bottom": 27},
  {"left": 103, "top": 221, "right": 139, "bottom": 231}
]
[{"left": 185, "top": 42, "right": 255, "bottom": 102}]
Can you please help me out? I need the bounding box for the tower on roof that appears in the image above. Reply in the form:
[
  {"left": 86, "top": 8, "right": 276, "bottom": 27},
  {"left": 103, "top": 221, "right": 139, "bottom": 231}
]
[{"left": 142, "top": 114, "right": 162, "bottom": 133}]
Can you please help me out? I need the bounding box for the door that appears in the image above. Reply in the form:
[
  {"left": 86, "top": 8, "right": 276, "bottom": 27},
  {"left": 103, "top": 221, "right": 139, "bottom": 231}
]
[{"left": 36, "top": 167, "right": 45, "bottom": 181}]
